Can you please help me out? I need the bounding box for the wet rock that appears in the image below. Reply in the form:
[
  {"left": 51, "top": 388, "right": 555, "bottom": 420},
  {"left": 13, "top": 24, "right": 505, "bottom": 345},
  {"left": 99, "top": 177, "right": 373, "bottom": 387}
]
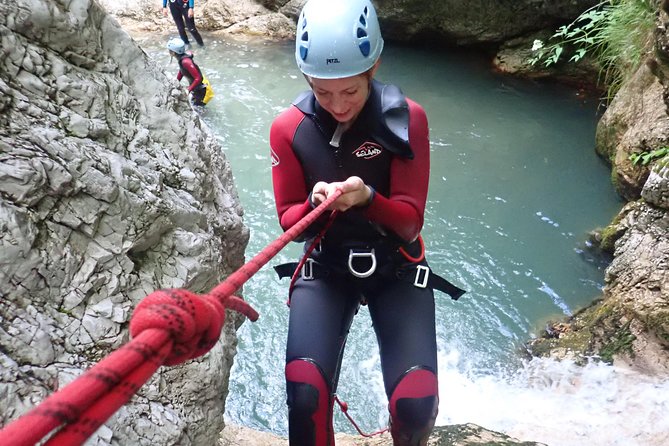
[{"left": 220, "top": 423, "right": 548, "bottom": 446}]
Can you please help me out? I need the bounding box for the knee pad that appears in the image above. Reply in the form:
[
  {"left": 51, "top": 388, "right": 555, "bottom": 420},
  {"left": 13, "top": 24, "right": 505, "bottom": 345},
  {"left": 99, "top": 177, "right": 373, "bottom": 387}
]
[
  {"left": 285, "top": 358, "right": 334, "bottom": 446},
  {"left": 389, "top": 367, "right": 438, "bottom": 446}
]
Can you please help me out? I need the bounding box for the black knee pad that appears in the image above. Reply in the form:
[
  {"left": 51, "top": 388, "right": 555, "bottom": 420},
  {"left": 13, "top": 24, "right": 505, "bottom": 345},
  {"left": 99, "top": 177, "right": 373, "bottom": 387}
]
[
  {"left": 389, "top": 368, "right": 438, "bottom": 445},
  {"left": 286, "top": 358, "right": 334, "bottom": 446},
  {"left": 394, "top": 394, "right": 438, "bottom": 429}
]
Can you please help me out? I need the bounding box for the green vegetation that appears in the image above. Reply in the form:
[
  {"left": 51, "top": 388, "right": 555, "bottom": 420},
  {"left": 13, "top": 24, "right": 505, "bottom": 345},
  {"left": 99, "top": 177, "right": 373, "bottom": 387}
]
[
  {"left": 629, "top": 146, "right": 669, "bottom": 165},
  {"left": 599, "top": 321, "right": 636, "bottom": 363},
  {"left": 530, "top": 0, "right": 656, "bottom": 98},
  {"left": 598, "top": 218, "right": 625, "bottom": 253}
]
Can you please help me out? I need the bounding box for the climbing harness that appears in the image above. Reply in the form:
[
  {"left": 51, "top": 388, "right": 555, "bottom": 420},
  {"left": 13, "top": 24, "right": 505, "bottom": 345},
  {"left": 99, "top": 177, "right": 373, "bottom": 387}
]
[{"left": 275, "top": 233, "right": 466, "bottom": 301}]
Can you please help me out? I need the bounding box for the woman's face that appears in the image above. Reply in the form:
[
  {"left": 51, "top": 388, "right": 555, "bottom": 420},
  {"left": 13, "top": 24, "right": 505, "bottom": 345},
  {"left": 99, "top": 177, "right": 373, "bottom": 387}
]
[{"left": 310, "top": 74, "right": 371, "bottom": 124}]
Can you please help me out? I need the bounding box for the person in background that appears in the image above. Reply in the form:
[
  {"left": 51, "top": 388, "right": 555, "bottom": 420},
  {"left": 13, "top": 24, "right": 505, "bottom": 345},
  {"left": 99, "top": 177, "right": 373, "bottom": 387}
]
[
  {"left": 167, "top": 37, "right": 209, "bottom": 106},
  {"left": 162, "top": 0, "right": 204, "bottom": 48},
  {"left": 269, "top": 0, "right": 465, "bottom": 445}
]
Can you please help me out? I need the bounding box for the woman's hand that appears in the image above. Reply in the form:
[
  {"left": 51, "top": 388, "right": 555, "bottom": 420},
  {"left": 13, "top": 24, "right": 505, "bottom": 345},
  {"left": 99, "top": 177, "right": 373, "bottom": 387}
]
[
  {"left": 312, "top": 176, "right": 372, "bottom": 212},
  {"left": 188, "top": 8, "right": 194, "bottom": 18}
]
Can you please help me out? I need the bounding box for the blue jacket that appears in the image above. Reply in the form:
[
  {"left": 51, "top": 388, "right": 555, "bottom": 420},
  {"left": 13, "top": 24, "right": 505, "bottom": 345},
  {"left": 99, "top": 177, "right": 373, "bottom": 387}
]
[{"left": 163, "top": 0, "right": 194, "bottom": 8}]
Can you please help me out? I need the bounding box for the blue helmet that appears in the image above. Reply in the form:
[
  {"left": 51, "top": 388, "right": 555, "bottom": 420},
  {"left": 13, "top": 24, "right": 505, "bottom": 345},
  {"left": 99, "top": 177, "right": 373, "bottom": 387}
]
[
  {"left": 295, "top": 0, "right": 384, "bottom": 79},
  {"left": 167, "top": 37, "right": 186, "bottom": 54}
]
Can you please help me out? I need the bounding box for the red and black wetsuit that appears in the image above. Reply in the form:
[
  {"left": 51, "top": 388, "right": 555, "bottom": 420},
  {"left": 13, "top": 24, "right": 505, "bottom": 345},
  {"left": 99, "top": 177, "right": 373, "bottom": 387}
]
[
  {"left": 176, "top": 52, "right": 206, "bottom": 106},
  {"left": 271, "top": 80, "right": 461, "bottom": 445}
]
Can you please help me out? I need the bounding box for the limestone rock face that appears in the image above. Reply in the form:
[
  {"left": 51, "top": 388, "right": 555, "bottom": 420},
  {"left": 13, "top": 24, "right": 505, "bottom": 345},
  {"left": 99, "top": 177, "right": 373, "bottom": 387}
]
[
  {"left": 596, "top": 62, "right": 669, "bottom": 201},
  {"left": 594, "top": 6, "right": 669, "bottom": 202},
  {"left": 642, "top": 158, "right": 669, "bottom": 208},
  {"left": 604, "top": 201, "right": 669, "bottom": 374},
  {"left": 0, "top": 0, "right": 249, "bottom": 444},
  {"left": 594, "top": 7, "right": 669, "bottom": 367},
  {"left": 374, "top": 0, "right": 600, "bottom": 45}
]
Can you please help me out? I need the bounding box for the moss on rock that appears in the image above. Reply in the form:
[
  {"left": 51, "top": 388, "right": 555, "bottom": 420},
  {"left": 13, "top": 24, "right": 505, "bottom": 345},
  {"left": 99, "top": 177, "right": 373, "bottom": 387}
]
[
  {"left": 599, "top": 321, "right": 636, "bottom": 363},
  {"left": 526, "top": 298, "right": 638, "bottom": 364}
]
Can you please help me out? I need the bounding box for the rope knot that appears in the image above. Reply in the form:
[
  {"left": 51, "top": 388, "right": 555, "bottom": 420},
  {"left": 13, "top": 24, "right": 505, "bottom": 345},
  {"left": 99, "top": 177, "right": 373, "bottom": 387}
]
[{"left": 129, "top": 289, "right": 226, "bottom": 366}]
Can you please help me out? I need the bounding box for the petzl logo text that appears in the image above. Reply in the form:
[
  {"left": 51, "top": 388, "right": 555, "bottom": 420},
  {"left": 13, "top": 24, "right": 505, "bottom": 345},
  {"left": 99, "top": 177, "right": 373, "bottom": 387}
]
[{"left": 326, "top": 58, "right": 340, "bottom": 65}]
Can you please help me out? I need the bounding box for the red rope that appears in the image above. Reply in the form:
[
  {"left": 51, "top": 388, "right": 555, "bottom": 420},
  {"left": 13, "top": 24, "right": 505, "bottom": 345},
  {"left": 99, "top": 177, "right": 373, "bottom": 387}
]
[
  {"left": 0, "top": 188, "right": 343, "bottom": 446},
  {"left": 287, "top": 209, "right": 339, "bottom": 298},
  {"left": 334, "top": 395, "right": 389, "bottom": 438}
]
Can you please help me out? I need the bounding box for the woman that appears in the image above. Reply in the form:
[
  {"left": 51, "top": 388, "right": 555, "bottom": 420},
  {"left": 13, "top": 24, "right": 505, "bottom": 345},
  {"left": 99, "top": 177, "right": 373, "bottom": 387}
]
[
  {"left": 162, "top": 0, "right": 204, "bottom": 48},
  {"left": 167, "top": 37, "right": 209, "bottom": 106},
  {"left": 270, "top": 0, "right": 464, "bottom": 445}
]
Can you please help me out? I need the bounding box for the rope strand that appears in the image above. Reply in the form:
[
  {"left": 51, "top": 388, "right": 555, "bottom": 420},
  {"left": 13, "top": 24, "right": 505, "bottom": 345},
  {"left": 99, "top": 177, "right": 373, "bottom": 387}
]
[
  {"left": 0, "top": 188, "right": 343, "bottom": 446},
  {"left": 288, "top": 209, "right": 338, "bottom": 296},
  {"left": 334, "top": 395, "right": 389, "bottom": 438}
]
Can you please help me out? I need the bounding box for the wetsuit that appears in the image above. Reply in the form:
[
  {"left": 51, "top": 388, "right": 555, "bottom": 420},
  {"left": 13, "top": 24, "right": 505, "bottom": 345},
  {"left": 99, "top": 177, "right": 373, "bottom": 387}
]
[
  {"left": 163, "top": 0, "right": 204, "bottom": 47},
  {"left": 270, "top": 80, "right": 462, "bottom": 446},
  {"left": 176, "top": 52, "right": 206, "bottom": 106}
]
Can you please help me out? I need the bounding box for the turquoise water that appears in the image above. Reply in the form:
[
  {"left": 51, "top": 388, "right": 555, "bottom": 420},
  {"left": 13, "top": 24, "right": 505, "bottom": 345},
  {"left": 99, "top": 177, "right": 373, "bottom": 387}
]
[{"left": 141, "top": 36, "right": 669, "bottom": 446}]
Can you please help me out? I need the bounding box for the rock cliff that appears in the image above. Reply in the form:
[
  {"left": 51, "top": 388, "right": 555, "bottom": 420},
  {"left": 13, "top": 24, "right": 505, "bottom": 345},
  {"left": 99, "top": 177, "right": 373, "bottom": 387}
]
[{"left": 0, "top": 0, "right": 249, "bottom": 444}]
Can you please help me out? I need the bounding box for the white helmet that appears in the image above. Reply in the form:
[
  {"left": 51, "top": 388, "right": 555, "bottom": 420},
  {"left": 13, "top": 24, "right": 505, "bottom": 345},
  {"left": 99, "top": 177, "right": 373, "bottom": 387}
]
[
  {"left": 295, "top": 0, "right": 384, "bottom": 79},
  {"left": 167, "top": 37, "right": 186, "bottom": 54}
]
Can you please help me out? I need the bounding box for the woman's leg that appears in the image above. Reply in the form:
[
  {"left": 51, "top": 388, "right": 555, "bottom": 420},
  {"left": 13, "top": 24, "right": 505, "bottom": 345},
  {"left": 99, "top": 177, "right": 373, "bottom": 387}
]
[
  {"left": 285, "top": 276, "right": 360, "bottom": 446},
  {"left": 177, "top": 0, "right": 204, "bottom": 46},
  {"left": 191, "top": 85, "right": 206, "bottom": 106},
  {"left": 184, "top": 13, "right": 205, "bottom": 47},
  {"left": 368, "top": 279, "right": 438, "bottom": 446},
  {"left": 168, "top": 1, "right": 189, "bottom": 44}
]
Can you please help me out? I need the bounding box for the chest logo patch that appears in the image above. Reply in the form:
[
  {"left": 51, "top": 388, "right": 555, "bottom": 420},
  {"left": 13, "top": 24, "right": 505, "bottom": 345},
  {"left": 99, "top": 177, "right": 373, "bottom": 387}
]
[
  {"left": 353, "top": 142, "right": 383, "bottom": 160},
  {"left": 271, "top": 148, "right": 280, "bottom": 167}
]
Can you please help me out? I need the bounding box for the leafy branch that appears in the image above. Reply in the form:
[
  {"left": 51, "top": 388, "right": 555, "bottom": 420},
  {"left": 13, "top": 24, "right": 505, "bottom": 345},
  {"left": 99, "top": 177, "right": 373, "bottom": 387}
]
[
  {"left": 529, "top": 5, "right": 610, "bottom": 67},
  {"left": 529, "top": 0, "right": 656, "bottom": 99},
  {"left": 629, "top": 147, "right": 669, "bottom": 166}
]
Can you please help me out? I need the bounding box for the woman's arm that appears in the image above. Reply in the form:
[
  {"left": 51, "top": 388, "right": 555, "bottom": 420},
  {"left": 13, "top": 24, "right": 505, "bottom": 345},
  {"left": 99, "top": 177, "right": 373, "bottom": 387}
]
[
  {"left": 270, "top": 106, "right": 313, "bottom": 231},
  {"left": 363, "top": 98, "right": 430, "bottom": 242}
]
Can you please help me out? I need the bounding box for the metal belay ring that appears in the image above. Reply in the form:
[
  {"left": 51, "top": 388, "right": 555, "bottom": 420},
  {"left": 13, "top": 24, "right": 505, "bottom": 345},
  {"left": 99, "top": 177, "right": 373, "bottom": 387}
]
[{"left": 347, "top": 248, "right": 377, "bottom": 278}]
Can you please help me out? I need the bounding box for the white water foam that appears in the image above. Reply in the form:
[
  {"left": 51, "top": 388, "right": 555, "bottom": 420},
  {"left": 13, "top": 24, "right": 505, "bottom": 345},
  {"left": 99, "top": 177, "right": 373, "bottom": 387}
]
[{"left": 437, "top": 350, "right": 669, "bottom": 446}]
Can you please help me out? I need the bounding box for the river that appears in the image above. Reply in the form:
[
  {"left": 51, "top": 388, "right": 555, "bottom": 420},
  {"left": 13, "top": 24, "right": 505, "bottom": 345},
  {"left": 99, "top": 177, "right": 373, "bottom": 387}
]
[{"left": 139, "top": 35, "right": 669, "bottom": 446}]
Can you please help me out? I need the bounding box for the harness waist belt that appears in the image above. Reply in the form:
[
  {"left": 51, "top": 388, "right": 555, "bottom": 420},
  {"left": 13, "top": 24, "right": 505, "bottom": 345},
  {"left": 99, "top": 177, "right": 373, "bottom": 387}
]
[
  {"left": 274, "top": 261, "right": 466, "bottom": 300},
  {"left": 274, "top": 260, "right": 328, "bottom": 281},
  {"left": 424, "top": 271, "right": 465, "bottom": 300}
]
